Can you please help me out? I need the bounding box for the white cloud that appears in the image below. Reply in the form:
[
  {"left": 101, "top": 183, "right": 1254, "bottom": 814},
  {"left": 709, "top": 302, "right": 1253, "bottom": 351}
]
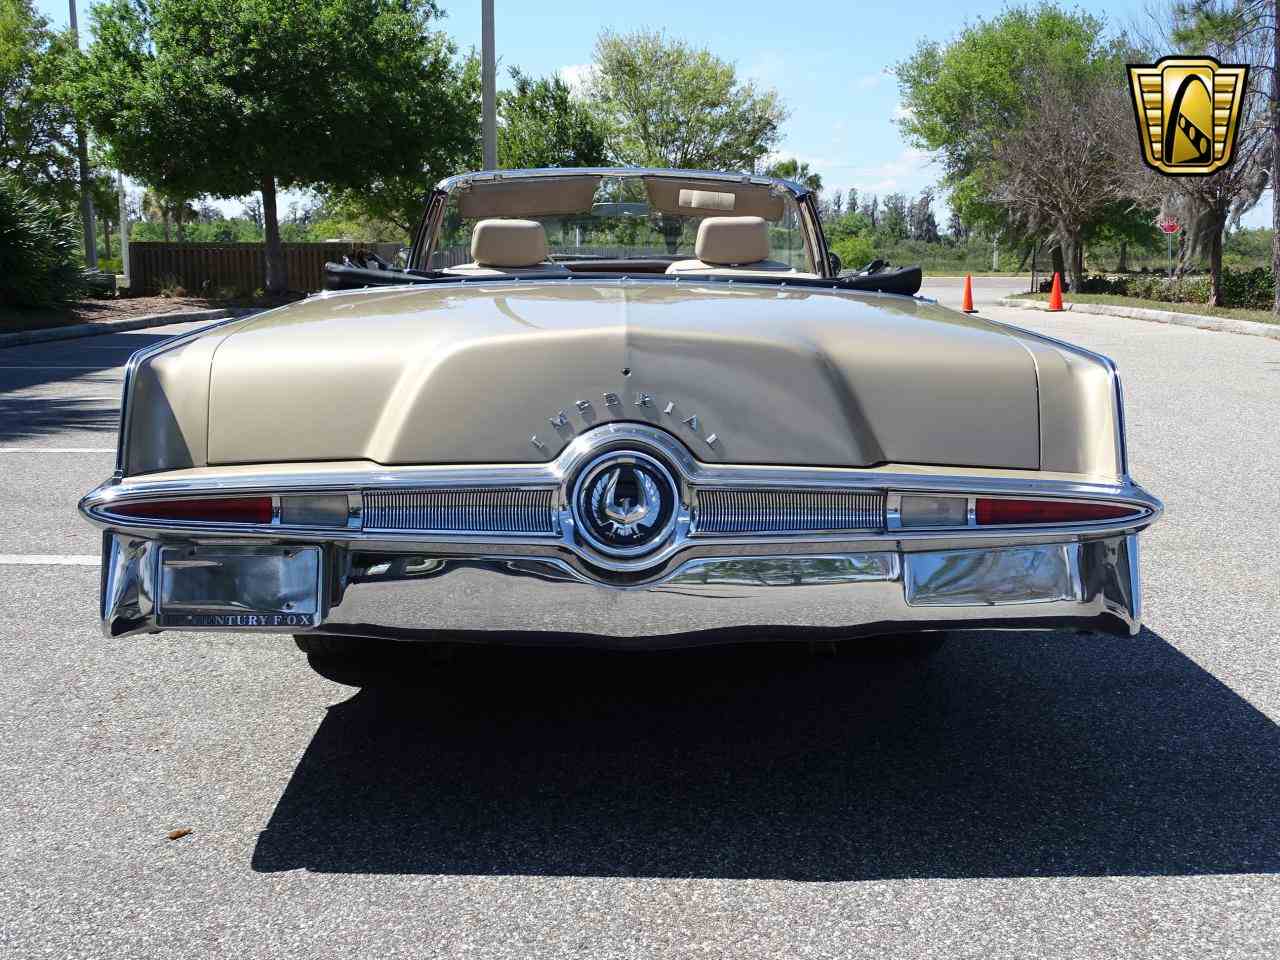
[
  {"left": 856, "top": 72, "right": 886, "bottom": 90},
  {"left": 557, "top": 63, "right": 597, "bottom": 97},
  {"left": 893, "top": 102, "right": 914, "bottom": 121},
  {"left": 743, "top": 52, "right": 787, "bottom": 85},
  {"left": 817, "top": 148, "right": 936, "bottom": 197}
]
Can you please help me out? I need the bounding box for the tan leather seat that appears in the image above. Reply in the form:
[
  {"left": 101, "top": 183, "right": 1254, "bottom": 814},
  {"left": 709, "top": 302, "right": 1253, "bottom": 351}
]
[
  {"left": 444, "top": 219, "right": 569, "bottom": 276},
  {"left": 665, "top": 216, "right": 815, "bottom": 277}
]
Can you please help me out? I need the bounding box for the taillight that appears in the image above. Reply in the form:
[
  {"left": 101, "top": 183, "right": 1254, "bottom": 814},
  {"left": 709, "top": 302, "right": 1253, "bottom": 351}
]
[
  {"left": 975, "top": 498, "right": 1141, "bottom": 525},
  {"left": 110, "top": 496, "right": 273, "bottom": 524}
]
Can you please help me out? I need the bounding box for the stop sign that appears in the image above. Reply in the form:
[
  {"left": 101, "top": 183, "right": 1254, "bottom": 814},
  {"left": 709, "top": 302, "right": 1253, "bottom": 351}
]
[{"left": 1158, "top": 218, "right": 1181, "bottom": 235}]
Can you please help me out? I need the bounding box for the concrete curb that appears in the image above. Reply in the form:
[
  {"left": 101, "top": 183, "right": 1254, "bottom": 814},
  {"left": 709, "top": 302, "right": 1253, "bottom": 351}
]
[
  {"left": 998, "top": 298, "right": 1280, "bottom": 341},
  {"left": 0, "top": 307, "right": 255, "bottom": 350}
]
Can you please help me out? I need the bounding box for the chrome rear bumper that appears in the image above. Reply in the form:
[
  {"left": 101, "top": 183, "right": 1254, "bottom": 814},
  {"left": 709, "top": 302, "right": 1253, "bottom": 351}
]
[{"left": 99, "top": 532, "right": 1143, "bottom": 646}]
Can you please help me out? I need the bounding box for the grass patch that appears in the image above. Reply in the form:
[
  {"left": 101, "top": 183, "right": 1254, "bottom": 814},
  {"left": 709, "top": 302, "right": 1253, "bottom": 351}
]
[{"left": 1019, "top": 291, "right": 1279, "bottom": 326}]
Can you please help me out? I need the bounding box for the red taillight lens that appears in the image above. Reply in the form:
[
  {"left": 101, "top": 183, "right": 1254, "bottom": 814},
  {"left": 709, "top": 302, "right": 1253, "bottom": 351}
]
[
  {"left": 975, "top": 498, "right": 1140, "bottom": 525},
  {"left": 110, "top": 496, "right": 273, "bottom": 524}
]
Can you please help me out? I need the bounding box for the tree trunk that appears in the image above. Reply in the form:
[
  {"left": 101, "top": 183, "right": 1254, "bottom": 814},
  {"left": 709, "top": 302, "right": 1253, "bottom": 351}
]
[
  {"left": 162, "top": 214, "right": 171, "bottom": 243},
  {"left": 102, "top": 220, "right": 112, "bottom": 261},
  {"left": 1116, "top": 239, "right": 1127, "bottom": 273},
  {"left": 1050, "top": 243, "right": 1065, "bottom": 288},
  {"left": 1059, "top": 229, "right": 1084, "bottom": 294},
  {"left": 1272, "top": 2, "right": 1280, "bottom": 317},
  {"left": 1208, "top": 214, "right": 1225, "bottom": 307},
  {"left": 261, "top": 176, "right": 286, "bottom": 295}
]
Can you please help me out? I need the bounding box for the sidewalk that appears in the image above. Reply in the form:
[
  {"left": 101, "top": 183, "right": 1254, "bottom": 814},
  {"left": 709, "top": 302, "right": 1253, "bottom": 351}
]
[
  {"left": 0, "top": 307, "right": 254, "bottom": 349},
  {"left": 998, "top": 297, "right": 1280, "bottom": 341}
]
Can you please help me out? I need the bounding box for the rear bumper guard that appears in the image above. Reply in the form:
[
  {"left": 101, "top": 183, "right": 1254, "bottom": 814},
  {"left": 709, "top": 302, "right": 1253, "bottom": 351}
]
[{"left": 98, "top": 532, "right": 1143, "bottom": 646}]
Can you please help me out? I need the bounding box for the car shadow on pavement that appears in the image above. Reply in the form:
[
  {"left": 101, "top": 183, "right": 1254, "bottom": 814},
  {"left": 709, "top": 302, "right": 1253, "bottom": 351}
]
[{"left": 252, "top": 628, "right": 1280, "bottom": 880}]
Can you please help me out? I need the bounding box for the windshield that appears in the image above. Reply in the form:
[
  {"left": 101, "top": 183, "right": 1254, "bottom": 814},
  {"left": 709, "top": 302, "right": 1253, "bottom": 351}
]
[{"left": 427, "top": 174, "right": 815, "bottom": 271}]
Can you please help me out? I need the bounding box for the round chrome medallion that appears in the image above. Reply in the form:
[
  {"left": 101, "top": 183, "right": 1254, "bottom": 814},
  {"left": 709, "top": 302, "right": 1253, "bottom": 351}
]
[{"left": 571, "top": 450, "right": 680, "bottom": 558}]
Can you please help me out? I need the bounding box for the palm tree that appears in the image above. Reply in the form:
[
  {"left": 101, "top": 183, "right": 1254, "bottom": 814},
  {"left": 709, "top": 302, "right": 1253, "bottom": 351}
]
[
  {"left": 141, "top": 189, "right": 197, "bottom": 241},
  {"left": 764, "top": 157, "right": 823, "bottom": 194}
]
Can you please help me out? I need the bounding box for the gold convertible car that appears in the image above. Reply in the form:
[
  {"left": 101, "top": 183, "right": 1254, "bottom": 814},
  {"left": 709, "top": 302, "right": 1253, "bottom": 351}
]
[{"left": 80, "top": 168, "right": 1161, "bottom": 673}]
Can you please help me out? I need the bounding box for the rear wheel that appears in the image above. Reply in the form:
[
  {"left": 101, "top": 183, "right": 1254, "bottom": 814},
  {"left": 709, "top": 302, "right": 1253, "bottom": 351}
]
[
  {"left": 293, "top": 633, "right": 380, "bottom": 659},
  {"left": 294, "top": 634, "right": 421, "bottom": 686}
]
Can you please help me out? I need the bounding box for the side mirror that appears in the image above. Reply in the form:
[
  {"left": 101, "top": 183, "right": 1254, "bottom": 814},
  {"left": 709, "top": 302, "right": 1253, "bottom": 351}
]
[{"left": 827, "top": 251, "right": 842, "bottom": 276}]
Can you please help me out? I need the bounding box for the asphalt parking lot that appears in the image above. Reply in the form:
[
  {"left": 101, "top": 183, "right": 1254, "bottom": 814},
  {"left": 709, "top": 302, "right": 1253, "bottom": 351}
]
[{"left": 2, "top": 296, "right": 1278, "bottom": 958}]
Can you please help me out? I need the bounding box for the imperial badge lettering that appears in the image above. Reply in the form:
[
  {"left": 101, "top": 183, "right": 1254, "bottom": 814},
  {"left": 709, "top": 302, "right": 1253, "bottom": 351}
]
[{"left": 1127, "top": 56, "right": 1248, "bottom": 176}]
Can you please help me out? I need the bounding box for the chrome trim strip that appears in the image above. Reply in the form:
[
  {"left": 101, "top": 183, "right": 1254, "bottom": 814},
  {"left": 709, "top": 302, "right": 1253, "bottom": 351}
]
[{"left": 83, "top": 424, "right": 1163, "bottom": 573}]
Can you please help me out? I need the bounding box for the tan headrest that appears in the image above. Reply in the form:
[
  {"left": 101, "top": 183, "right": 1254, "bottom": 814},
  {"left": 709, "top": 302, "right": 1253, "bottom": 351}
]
[
  {"left": 470, "top": 219, "right": 549, "bottom": 267},
  {"left": 695, "top": 216, "right": 770, "bottom": 266}
]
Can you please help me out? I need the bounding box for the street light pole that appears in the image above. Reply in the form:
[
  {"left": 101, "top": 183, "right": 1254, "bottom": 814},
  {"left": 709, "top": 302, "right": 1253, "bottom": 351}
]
[
  {"left": 481, "top": 0, "right": 496, "bottom": 170},
  {"left": 68, "top": 1, "right": 97, "bottom": 269}
]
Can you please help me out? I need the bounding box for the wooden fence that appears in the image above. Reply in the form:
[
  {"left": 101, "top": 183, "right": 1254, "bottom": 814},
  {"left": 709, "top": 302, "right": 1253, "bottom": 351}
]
[{"left": 127, "top": 242, "right": 403, "bottom": 295}]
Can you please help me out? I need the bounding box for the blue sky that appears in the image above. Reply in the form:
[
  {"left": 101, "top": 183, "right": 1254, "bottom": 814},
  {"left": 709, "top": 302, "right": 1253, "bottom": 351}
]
[{"left": 37, "top": 0, "right": 1271, "bottom": 227}]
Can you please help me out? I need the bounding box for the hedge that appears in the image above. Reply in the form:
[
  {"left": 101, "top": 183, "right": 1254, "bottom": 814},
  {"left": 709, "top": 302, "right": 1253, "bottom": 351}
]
[
  {"left": 0, "top": 174, "right": 87, "bottom": 308},
  {"left": 1040, "top": 268, "right": 1275, "bottom": 309}
]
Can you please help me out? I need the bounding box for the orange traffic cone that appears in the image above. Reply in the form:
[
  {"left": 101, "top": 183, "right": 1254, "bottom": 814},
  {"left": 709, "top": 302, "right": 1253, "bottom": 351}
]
[
  {"left": 961, "top": 273, "right": 977, "bottom": 313},
  {"left": 1047, "top": 272, "right": 1064, "bottom": 312}
]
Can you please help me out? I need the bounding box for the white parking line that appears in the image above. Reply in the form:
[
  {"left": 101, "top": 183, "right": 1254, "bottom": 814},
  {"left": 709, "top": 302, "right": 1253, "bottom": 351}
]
[{"left": 0, "top": 555, "right": 98, "bottom": 565}]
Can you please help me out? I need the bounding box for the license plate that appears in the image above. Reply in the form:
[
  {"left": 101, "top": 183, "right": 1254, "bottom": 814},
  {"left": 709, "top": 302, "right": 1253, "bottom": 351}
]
[{"left": 156, "top": 545, "right": 322, "bottom": 629}]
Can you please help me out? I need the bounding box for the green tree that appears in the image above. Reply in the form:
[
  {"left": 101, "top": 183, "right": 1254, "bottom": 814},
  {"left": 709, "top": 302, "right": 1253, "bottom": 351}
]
[
  {"left": 72, "top": 0, "right": 476, "bottom": 293},
  {"left": 880, "top": 193, "right": 909, "bottom": 241},
  {"left": 1170, "top": 0, "right": 1278, "bottom": 312},
  {"left": 498, "top": 67, "right": 608, "bottom": 169},
  {"left": 764, "top": 157, "right": 822, "bottom": 192},
  {"left": 824, "top": 208, "right": 872, "bottom": 243},
  {"left": 589, "top": 29, "right": 786, "bottom": 170},
  {"left": 139, "top": 187, "right": 195, "bottom": 242},
  {"left": 88, "top": 167, "right": 118, "bottom": 259},
  {"left": 0, "top": 0, "right": 77, "bottom": 206},
  {"left": 319, "top": 52, "right": 479, "bottom": 235},
  {"left": 895, "top": 4, "right": 1143, "bottom": 288},
  {"left": 829, "top": 234, "right": 875, "bottom": 272},
  {"left": 895, "top": 5, "right": 1110, "bottom": 183},
  {"left": 1085, "top": 201, "right": 1159, "bottom": 272},
  {"left": 895, "top": 4, "right": 1119, "bottom": 245}
]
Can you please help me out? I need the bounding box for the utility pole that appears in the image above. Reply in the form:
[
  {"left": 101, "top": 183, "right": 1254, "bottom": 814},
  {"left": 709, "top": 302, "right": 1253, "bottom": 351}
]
[
  {"left": 481, "top": 0, "right": 496, "bottom": 169},
  {"left": 68, "top": 1, "right": 97, "bottom": 268},
  {"left": 118, "top": 171, "right": 129, "bottom": 288}
]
